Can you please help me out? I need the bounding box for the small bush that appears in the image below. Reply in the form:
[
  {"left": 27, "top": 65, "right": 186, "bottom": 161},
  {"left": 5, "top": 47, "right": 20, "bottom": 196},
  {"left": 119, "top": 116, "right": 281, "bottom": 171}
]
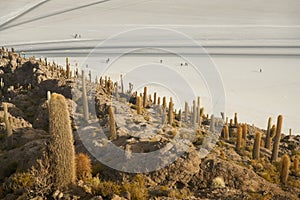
[
  {"left": 76, "top": 153, "right": 92, "bottom": 181},
  {"left": 123, "top": 174, "right": 148, "bottom": 200},
  {"left": 87, "top": 177, "right": 121, "bottom": 198},
  {"left": 3, "top": 172, "right": 34, "bottom": 193}
]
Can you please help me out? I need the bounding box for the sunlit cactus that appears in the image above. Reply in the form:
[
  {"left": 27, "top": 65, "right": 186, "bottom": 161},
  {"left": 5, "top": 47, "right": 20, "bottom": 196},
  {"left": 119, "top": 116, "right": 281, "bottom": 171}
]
[
  {"left": 265, "top": 117, "right": 272, "bottom": 149},
  {"left": 4, "top": 103, "right": 13, "bottom": 149},
  {"left": 294, "top": 156, "right": 299, "bottom": 176},
  {"left": 143, "top": 86, "right": 147, "bottom": 108},
  {"left": 136, "top": 96, "right": 142, "bottom": 115},
  {"left": 185, "top": 102, "right": 189, "bottom": 121},
  {"left": 234, "top": 113, "right": 238, "bottom": 126},
  {"left": 236, "top": 126, "right": 242, "bottom": 152},
  {"left": 252, "top": 132, "right": 262, "bottom": 160},
  {"left": 168, "top": 99, "right": 174, "bottom": 125},
  {"left": 280, "top": 154, "right": 290, "bottom": 184},
  {"left": 153, "top": 92, "right": 157, "bottom": 105},
  {"left": 271, "top": 115, "right": 283, "bottom": 162},
  {"left": 66, "top": 57, "right": 70, "bottom": 79},
  {"left": 120, "top": 74, "right": 124, "bottom": 94},
  {"left": 108, "top": 106, "right": 117, "bottom": 140},
  {"left": 82, "top": 70, "right": 89, "bottom": 122},
  {"left": 48, "top": 93, "right": 76, "bottom": 189}
]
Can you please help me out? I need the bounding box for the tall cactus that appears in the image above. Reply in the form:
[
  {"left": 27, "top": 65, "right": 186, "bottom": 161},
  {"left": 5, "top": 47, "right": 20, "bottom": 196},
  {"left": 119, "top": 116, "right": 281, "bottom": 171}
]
[
  {"left": 192, "top": 100, "right": 196, "bottom": 125},
  {"left": 157, "top": 97, "right": 161, "bottom": 105},
  {"left": 242, "top": 124, "right": 247, "bottom": 146},
  {"left": 120, "top": 74, "right": 124, "bottom": 94},
  {"left": 162, "top": 96, "right": 167, "bottom": 109},
  {"left": 185, "top": 102, "right": 189, "bottom": 122},
  {"left": 234, "top": 113, "right": 238, "bottom": 126},
  {"left": 197, "top": 96, "right": 200, "bottom": 123},
  {"left": 143, "top": 87, "right": 147, "bottom": 108},
  {"left": 223, "top": 125, "right": 229, "bottom": 140},
  {"left": 199, "top": 107, "right": 204, "bottom": 126},
  {"left": 48, "top": 93, "right": 76, "bottom": 189},
  {"left": 294, "top": 156, "right": 299, "bottom": 176},
  {"left": 252, "top": 132, "right": 262, "bottom": 160},
  {"left": 136, "top": 96, "right": 142, "bottom": 115},
  {"left": 108, "top": 106, "right": 117, "bottom": 140},
  {"left": 271, "top": 115, "right": 283, "bottom": 162},
  {"left": 82, "top": 70, "right": 89, "bottom": 122},
  {"left": 4, "top": 103, "right": 13, "bottom": 149},
  {"left": 210, "top": 114, "right": 215, "bottom": 133},
  {"left": 66, "top": 57, "right": 70, "bottom": 79},
  {"left": 168, "top": 99, "right": 174, "bottom": 125},
  {"left": 280, "top": 154, "right": 290, "bottom": 184},
  {"left": 236, "top": 126, "right": 242, "bottom": 152},
  {"left": 265, "top": 117, "right": 272, "bottom": 149},
  {"left": 153, "top": 92, "right": 157, "bottom": 105}
]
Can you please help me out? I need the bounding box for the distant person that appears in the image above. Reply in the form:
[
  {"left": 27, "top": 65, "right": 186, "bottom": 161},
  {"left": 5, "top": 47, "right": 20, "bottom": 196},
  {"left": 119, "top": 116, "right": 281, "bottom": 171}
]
[
  {"left": 160, "top": 59, "right": 163, "bottom": 63},
  {"left": 180, "top": 63, "right": 183, "bottom": 67},
  {"left": 74, "top": 34, "right": 78, "bottom": 39},
  {"left": 185, "top": 62, "right": 188, "bottom": 66},
  {"left": 106, "top": 58, "right": 110, "bottom": 63},
  {"left": 260, "top": 68, "right": 262, "bottom": 73}
]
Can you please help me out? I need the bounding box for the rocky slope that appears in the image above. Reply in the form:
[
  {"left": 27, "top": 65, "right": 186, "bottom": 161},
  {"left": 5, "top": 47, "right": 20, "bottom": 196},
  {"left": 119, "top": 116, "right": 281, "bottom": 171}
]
[{"left": 0, "top": 48, "right": 299, "bottom": 200}]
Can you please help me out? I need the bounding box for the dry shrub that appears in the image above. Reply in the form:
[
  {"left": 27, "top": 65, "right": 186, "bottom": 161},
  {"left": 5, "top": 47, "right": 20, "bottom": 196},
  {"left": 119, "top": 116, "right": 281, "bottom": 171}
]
[
  {"left": 76, "top": 153, "right": 92, "bottom": 181},
  {"left": 123, "top": 174, "right": 148, "bottom": 200}
]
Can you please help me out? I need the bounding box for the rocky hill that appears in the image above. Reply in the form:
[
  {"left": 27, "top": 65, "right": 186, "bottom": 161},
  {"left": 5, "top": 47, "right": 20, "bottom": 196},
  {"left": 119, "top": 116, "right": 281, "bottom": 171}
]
[{"left": 0, "top": 47, "right": 299, "bottom": 200}]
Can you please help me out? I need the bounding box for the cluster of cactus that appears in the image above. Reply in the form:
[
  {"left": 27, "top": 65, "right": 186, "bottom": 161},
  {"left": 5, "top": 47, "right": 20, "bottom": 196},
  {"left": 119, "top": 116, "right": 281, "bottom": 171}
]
[{"left": 48, "top": 93, "right": 76, "bottom": 189}]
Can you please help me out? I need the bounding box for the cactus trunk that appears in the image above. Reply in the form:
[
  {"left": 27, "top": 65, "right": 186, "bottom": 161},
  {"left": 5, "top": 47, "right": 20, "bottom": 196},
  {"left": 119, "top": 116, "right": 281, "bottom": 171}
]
[
  {"left": 252, "top": 132, "right": 262, "bottom": 160},
  {"left": 48, "top": 93, "right": 76, "bottom": 189},
  {"left": 271, "top": 115, "right": 283, "bottom": 162}
]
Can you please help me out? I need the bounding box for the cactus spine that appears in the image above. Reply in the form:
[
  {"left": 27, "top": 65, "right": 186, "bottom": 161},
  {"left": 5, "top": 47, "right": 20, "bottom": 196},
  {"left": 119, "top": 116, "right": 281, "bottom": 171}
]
[
  {"left": 82, "top": 70, "right": 89, "bottom": 122},
  {"left": 280, "top": 154, "right": 290, "bottom": 184},
  {"left": 271, "top": 115, "right": 283, "bottom": 162},
  {"left": 265, "top": 117, "right": 272, "bottom": 149},
  {"left": 294, "top": 156, "right": 299, "bottom": 176},
  {"left": 143, "top": 87, "right": 147, "bottom": 108},
  {"left": 4, "top": 103, "right": 13, "bottom": 149},
  {"left": 236, "top": 126, "right": 242, "bottom": 152},
  {"left": 108, "top": 106, "right": 117, "bottom": 140},
  {"left": 48, "top": 93, "right": 76, "bottom": 188},
  {"left": 252, "top": 132, "right": 262, "bottom": 160}
]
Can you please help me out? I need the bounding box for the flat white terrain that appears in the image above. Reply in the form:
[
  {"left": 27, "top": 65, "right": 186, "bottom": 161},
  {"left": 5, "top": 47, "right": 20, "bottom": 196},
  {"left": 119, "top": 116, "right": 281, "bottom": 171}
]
[{"left": 1, "top": 0, "right": 300, "bottom": 134}]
